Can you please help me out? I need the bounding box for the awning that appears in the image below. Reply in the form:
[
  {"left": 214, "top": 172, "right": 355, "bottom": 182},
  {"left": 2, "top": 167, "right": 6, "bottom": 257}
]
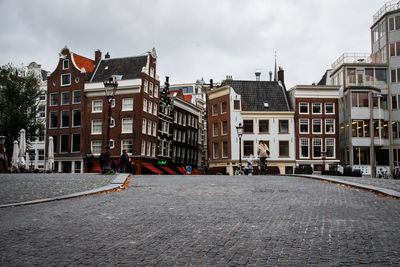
[
  {"left": 178, "top": 167, "right": 187, "bottom": 175},
  {"left": 143, "top": 164, "right": 164, "bottom": 174},
  {"left": 192, "top": 169, "right": 200, "bottom": 175},
  {"left": 161, "top": 166, "right": 178, "bottom": 175}
]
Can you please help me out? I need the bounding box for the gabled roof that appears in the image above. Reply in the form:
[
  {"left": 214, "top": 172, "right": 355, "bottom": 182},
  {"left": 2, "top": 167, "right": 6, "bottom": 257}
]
[
  {"left": 222, "top": 80, "right": 290, "bottom": 111},
  {"left": 71, "top": 53, "right": 95, "bottom": 73},
  {"left": 90, "top": 56, "right": 147, "bottom": 83}
]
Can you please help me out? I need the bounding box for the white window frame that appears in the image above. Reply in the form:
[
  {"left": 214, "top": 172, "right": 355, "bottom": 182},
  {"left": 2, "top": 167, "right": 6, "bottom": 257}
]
[
  {"left": 152, "top": 142, "right": 156, "bottom": 157},
  {"left": 144, "top": 79, "right": 148, "bottom": 93},
  {"left": 49, "top": 111, "right": 58, "bottom": 129},
  {"left": 91, "top": 140, "right": 102, "bottom": 155},
  {"left": 142, "top": 119, "right": 147, "bottom": 134},
  {"left": 50, "top": 93, "right": 58, "bottom": 106},
  {"left": 72, "top": 109, "right": 80, "bottom": 127},
  {"left": 141, "top": 140, "right": 146, "bottom": 155},
  {"left": 299, "top": 102, "right": 309, "bottom": 114},
  {"left": 148, "top": 101, "right": 153, "bottom": 115},
  {"left": 325, "top": 103, "right": 335, "bottom": 114},
  {"left": 61, "top": 73, "right": 71, "bottom": 86},
  {"left": 71, "top": 133, "right": 80, "bottom": 153},
  {"left": 63, "top": 59, "right": 69, "bottom": 70},
  {"left": 153, "top": 121, "right": 157, "bottom": 136},
  {"left": 174, "top": 111, "right": 177, "bottom": 123},
  {"left": 72, "top": 90, "right": 81, "bottom": 104},
  {"left": 122, "top": 98, "right": 134, "bottom": 111},
  {"left": 146, "top": 142, "right": 151, "bottom": 156},
  {"left": 147, "top": 120, "right": 152, "bottom": 135},
  {"left": 312, "top": 138, "right": 322, "bottom": 159},
  {"left": 143, "top": 98, "right": 148, "bottom": 112},
  {"left": 122, "top": 118, "right": 133, "bottom": 133},
  {"left": 299, "top": 138, "right": 309, "bottom": 159},
  {"left": 326, "top": 138, "right": 335, "bottom": 158},
  {"left": 154, "top": 85, "right": 159, "bottom": 98},
  {"left": 312, "top": 103, "right": 322, "bottom": 114},
  {"left": 61, "top": 92, "right": 70, "bottom": 105},
  {"left": 153, "top": 103, "right": 157, "bottom": 115},
  {"left": 92, "top": 100, "right": 103, "bottom": 113},
  {"left": 325, "top": 119, "right": 335, "bottom": 134},
  {"left": 312, "top": 119, "right": 322, "bottom": 134},
  {"left": 182, "top": 114, "right": 187, "bottom": 126},
  {"left": 121, "top": 139, "right": 133, "bottom": 154},
  {"left": 299, "top": 119, "right": 309, "bottom": 134},
  {"left": 61, "top": 110, "right": 69, "bottom": 128},
  {"left": 91, "top": 119, "right": 102, "bottom": 135},
  {"left": 149, "top": 82, "right": 154, "bottom": 97}
]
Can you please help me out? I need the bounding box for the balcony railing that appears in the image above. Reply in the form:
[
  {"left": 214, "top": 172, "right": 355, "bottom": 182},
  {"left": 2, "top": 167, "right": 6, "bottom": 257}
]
[
  {"left": 373, "top": 0, "right": 400, "bottom": 24},
  {"left": 332, "top": 53, "right": 372, "bottom": 71}
]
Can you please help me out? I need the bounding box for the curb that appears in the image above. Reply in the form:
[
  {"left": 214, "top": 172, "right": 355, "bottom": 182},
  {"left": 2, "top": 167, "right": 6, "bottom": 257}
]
[
  {"left": 0, "top": 173, "right": 131, "bottom": 208},
  {"left": 292, "top": 174, "right": 400, "bottom": 199}
]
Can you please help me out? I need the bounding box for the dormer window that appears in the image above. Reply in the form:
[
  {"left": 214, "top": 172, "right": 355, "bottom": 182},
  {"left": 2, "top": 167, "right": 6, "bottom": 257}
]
[{"left": 63, "top": 60, "right": 69, "bottom": 70}]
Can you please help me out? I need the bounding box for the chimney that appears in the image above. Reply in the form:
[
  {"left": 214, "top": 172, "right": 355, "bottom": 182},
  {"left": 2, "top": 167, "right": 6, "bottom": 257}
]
[
  {"left": 269, "top": 71, "right": 273, "bottom": 81},
  {"left": 225, "top": 75, "right": 232, "bottom": 81},
  {"left": 105, "top": 52, "right": 110, "bottom": 59},
  {"left": 255, "top": 69, "right": 261, "bottom": 81},
  {"left": 210, "top": 79, "right": 213, "bottom": 90},
  {"left": 95, "top": 50, "right": 102, "bottom": 66},
  {"left": 278, "top": 67, "right": 284, "bottom": 84}
]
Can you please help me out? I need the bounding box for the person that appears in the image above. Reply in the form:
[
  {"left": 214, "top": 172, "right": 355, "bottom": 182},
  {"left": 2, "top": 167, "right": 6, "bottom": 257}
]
[
  {"left": 257, "top": 141, "right": 270, "bottom": 175},
  {"left": 85, "top": 151, "right": 94, "bottom": 173},
  {"left": 111, "top": 160, "right": 117, "bottom": 172},
  {"left": 186, "top": 165, "right": 192, "bottom": 175},
  {"left": 119, "top": 149, "right": 130, "bottom": 173},
  {"left": 130, "top": 160, "right": 137, "bottom": 175},
  {"left": 99, "top": 152, "right": 106, "bottom": 172}
]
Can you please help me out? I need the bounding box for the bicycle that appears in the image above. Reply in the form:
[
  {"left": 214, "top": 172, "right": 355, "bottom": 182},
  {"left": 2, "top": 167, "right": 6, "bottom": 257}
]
[{"left": 234, "top": 165, "right": 245, "bottom": 175}]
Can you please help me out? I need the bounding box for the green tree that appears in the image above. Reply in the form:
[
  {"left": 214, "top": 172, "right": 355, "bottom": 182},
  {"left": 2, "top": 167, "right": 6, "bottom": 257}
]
[{"left": 0, "top": 63, "right": 42, "bottom": 161}]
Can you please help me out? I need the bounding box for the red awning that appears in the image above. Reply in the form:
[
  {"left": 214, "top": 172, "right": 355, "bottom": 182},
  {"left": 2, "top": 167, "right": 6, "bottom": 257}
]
[
  {"left": 178, "top": 167, "right": 187, "bottom": 175},
  {"left": 161, "top": 166, "right": 178, "bottom": 175},
  {"left": 143, "top": 164, "right": 164, "bottom": 174},
  {"left": 192, "top": 169, "right": 200, "bottom": 175}
]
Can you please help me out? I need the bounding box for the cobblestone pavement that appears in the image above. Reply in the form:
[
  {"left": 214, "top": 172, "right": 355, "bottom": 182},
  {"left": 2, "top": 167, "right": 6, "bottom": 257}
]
[
  {"left": 321, "top": 175, "right": 400, "bottom": 192},
  {"left": 0, "top": 173, "right": 116, "bottom": 205},
  {"left": 0, "top": 175, "right": 399, "bottom": 266}
]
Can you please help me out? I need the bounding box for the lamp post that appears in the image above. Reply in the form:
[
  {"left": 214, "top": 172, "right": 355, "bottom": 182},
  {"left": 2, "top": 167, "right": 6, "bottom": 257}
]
[
  {"left": 102, "top": 77, "right": 118, "bottom": 173},
  {"left": 321, "top": 150, "right": 326, "bottom": 175},
  {"left": 236, "top": 123, "right": 243, "bottom": 173}
]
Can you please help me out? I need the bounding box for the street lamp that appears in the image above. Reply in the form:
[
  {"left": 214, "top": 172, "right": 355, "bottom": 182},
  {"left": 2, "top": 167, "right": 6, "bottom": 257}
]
[
  {"left": 102, "top": 77, "right": 118, "bottom": 173},
  {"left": 321, "top": 150, "right": 326, "bottom": 175},
  {"left": 236, "top": 123, "right": 243, "bottom": 173}
]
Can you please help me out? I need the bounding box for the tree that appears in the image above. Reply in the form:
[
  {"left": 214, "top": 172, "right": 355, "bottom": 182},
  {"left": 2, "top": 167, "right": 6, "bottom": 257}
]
[{"left": 0, "top": 63, "right": 42, "bottom": 162}]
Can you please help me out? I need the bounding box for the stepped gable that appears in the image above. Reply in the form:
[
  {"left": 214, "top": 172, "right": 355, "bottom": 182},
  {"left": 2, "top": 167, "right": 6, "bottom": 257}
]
[
  {"left": 222, "top": 80, "right": 290, "bottom": 111},
  {"left": 90, "top": 55, "right": 147, "bottom": 82}
]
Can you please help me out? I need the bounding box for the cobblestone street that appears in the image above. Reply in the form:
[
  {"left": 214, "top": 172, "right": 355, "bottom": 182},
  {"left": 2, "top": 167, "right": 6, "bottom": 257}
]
[{"left": 0, "top": 174, "right": 399, "bottom": 266}]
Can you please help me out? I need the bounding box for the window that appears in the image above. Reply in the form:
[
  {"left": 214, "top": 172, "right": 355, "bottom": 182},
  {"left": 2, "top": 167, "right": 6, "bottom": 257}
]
[
  {"left": 279, "top": 120, "right": 289, "bottom": 133},
  {"left": 312, "top": 119, "right": 322, "bottom": 134},
  {"left": 389, "top": 16, "right": 395, "bottom": 31},
  {"left": 213, "top": 122, "right": 218, "bottom": 136},
  {"left": 212, "top": 104, "right": 218, "bottom": 115},
  {"left": 325, "top": 103, "right": 334, "bottom": 114},
  {"left": 70, "top": 91, "right": 81, "bottom": 105},
  {"left": 149, "top": 82, "right": 154, "bottom": 97},
  {"left": 50, "top": 93, "right": 58, "bottom": 106},
  {"left": 72, "top": 134, "right": 80, "bottom": 152},
  {"left": 213, "top": 142, "right": 219, "bottom": 158},
  {"left": 299, "top": 138, "right": 309, "bottom": 158},
  {"left": 152, "top": 142, "right": 156, "bottom": 157},
  {"left": 63, "top": 60, "right": 69, "bottom": 69},
  {"left": 92, "top": 100, "right": 102, "bottom": 112},
  {"left": 40, "top": 93, "right": 46, "bottom": 101},
  {"left": 375, "top": 68, "right": 387, "bottom": 86},
  {"left": 221, "top": 121, "right": 228, "bottom": 135},
  {"left": 122, "top": 98, "right": 133, "bottom": 111},
  {"left": 122, "top": 118, "right": 133, "bottom": 133},
  {"left": 148, "top": 102, "right": 153, "bottom": 115},
  {"left": 153, "top": 121, "right": 157, "bottom": 136},
  {"left": 182, "top": 114, "right": 186, "bottom": 126},
  {"left": 299, "top": 119, "right": 309, "bottom": 134},
  {"left": 233, "top": 100, "right": 241, "bottom": 110},
  {"left": 352, "top": 92, "right": 369, "bottom": 107},
  {"left": 141, "top": 140, "right": 146, "bottom": 155},
  {"left": 38, "top": 105, "right": 45, "bottom": 118},
  {"left": 393, "top": 95, "right": 398, "bottom": 109},
  {"left": 143, "top": 98, "right": 148, "bottom": 112},
  {"left": 72, "top": 110, "right": 81, "bottom": 127},
  {"left": 61, "top": 74, "right": 71, "bottom": 86},
  {"left": 153, "top": 103, "right": 157, "bottom": 115},
  {"left": 279, "top": 141, "right": 289, "bottom": 157},
  {"left": 91, "top": 119, "right": 102, "bottom": 135},
  {"left": 326, "top": 138, "right": 335, "bottom": 158},
  {"left": 299, "top": 102, "right": 309, "bottom": 114},
  {"left": 61, "top": 110, "right": 69, "bottom": 128},
  {"left": 325, "top": 119, "right": 335, "bottom": 134},
  {"left": 352, "top": 120, "right": 370, "bottom": 138},
  {"left": 221, "top": 102, "right": 227, "bottom": 113},
  {"left": 312, "top": 138, "right": 322, "bottom": 158},
  {"left": 347, "top": 68, "right": 356, "bottom": 84},
  {"left": 396, "top": 15, "right": 400, "bottom": 30},
  {"left": 122, "top": 140, "right": 133, "bottom": 154},
  {"left": 38, "top": 149, "right": 44, "bottom": 161},
  {"left": 259, "top": 120, "right": 269, "bottom": 133},
  {"left": 243, "top": 140, "right": 254, "bottom": 157},
  {"left": 150, "top": 67, "right": 154, "bottom": 78},
  {"left": 61, "top": 92, "right": 70, "bottom": 105},
  {"left": 147, "top": 120, "right": 152, "bottom": 135},
  {"left": 144, "top": 79, "right": 148, "bottom": 93},
  {"left": 49, "top": 111, "right": 58, "bottom": 128},
  {"left": 174, "top": 111, "right": 177, "bottom": 123},
  {"left": 154, "top": 85, "right": 159, "bottom": 98},
  {"left": 243, "top": 120, "right": 254, "bottom": 133},
  {"left": 146, "top": 142, "right": 151, "bottom": 156},
  {"left": 60, "top": 135, "right": 69, "bottom": 153},
  {"left": 91, "top": 140, "right": 102, "bottom": 154},
  {"left": 312, "top": 103, "right": 322, "bottom": 114}
]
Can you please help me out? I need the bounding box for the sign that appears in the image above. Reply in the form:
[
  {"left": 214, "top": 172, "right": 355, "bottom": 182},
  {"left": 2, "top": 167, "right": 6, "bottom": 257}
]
[{"left": 157, "top": 160, "right": 167, "bottom": 165}]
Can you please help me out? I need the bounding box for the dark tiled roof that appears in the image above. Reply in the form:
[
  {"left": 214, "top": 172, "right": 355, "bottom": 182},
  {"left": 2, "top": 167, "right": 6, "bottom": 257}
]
[
  {"left": 222, "top": 80, "right": 290, "bottom": 111},
  {"left": 41, "top": 70, "right": 48, "bottom": 81},
  {"left": 90, "top": 56, "right": 147, "bottom": 82}
]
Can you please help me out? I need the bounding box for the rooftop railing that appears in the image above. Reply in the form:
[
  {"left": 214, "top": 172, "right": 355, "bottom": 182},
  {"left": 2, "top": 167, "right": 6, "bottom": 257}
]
[
  {"left": 373, "top": 0, "right": 400, "bottom": 23},
  {"left": 331, "top": 53, "right": 372, "bottom": 71}
]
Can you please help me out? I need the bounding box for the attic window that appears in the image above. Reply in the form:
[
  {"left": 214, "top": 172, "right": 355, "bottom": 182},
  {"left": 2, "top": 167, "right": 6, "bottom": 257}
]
[{"left": 264, "top": 102, "right": 269, "bottom": 108}]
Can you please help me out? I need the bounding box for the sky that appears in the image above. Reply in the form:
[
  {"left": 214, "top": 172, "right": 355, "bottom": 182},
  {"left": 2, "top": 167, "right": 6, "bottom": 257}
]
[{"left": 0, "top": 0, "right": 387, "bottom": 89}]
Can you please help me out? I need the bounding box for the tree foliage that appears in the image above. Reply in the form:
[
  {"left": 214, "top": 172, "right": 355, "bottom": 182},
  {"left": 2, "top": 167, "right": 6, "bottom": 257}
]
[{"left": 0, "top": 63, "right": 42, "bottom": 160}]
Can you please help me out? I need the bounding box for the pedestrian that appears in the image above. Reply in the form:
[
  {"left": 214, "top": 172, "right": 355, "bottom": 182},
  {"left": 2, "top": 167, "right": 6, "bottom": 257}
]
[
  {"left": 130, "top": 160, "right": 137, "bottom": 175},
  {"left": 99, "top": 152, "right": 106, "bottom": 172},
  {"left": 257, "top": 141, "right": 270, "bottom": 175},
  {"left": 119, "top": 149, "right": 130, "bottom": 173},
  {"left": 85, "top": 151, "right": 94, "bottom": 173},
  {"left": 111, "top": 160, "right": 117, "bottom": 172}
]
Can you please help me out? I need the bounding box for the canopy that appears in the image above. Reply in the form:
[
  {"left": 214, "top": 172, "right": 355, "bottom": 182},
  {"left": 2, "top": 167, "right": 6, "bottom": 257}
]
[
  {"left": 11, "top": 140, "right": 19, "bottom": 169},
  {"left": 142, "top": 164, "right": 163, "bottom": 174},
  {"left": 47, "top": 136, "right": 54, "bottom": 171},
  {"left": 18, "top": 129, "right": 26, "bottom": 168}
]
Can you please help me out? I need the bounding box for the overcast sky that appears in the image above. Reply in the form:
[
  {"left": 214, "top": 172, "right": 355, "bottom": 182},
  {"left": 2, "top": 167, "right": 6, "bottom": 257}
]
[{"left": 0, "top": 0, "right": 387, "bottom": 89}]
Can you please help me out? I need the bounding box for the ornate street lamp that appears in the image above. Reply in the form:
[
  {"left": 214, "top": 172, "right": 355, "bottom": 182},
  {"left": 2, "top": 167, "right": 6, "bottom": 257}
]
[
  {"left": 102, "top": 77, "right": 118, "bottom": 173},
  {"left": 236, "top": 123, "right": 243, "bottom": 173}
]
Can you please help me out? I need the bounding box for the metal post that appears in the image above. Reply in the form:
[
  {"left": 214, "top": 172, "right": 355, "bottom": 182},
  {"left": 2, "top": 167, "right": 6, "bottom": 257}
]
[{"left": 102, "top": 98, "right": 112, "bottom": 173}]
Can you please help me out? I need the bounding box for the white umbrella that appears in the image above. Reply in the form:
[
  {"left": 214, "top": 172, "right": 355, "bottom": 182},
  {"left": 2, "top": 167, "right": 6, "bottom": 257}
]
[
  {"left": 11, "top": 140, "right": 19, "bottom": 170},
  {"left": 18, "top": 129, "right": 26, "bottom": 169},
  {"left": 47, "top": 136, "right": 54, "bottom": 172}
]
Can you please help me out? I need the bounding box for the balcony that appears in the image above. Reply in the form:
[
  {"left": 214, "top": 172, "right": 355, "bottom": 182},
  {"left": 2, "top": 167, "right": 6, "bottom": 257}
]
[
  {"left": 332, "top": 53, "right": 372, "bottom": 72},
  {"left": 373, "top": 0, "right": 400, "bottom": 24}
]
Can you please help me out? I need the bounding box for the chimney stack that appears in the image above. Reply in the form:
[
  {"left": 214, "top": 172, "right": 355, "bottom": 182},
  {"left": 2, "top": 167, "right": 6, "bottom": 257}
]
[
  {"left": 95, "top": 50, "right": 102, "bottom": 66},
  {"left": 255, "top": 69, "right": 261, "bottom": 81},
  {"left": 278, "top": 67, "right": 284, "bottom": 84},
  {"left": 210, "top": 79, "right": 213, "bottom": 90},
  {"left": 225, "top": 75, "right": 232, "bottom": 81},
  {"left": 269, "top": 71, "right": 273, "bottom": 81},
  {"left": 105, "top": 52, "right": 110, "bottom": 59}
]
